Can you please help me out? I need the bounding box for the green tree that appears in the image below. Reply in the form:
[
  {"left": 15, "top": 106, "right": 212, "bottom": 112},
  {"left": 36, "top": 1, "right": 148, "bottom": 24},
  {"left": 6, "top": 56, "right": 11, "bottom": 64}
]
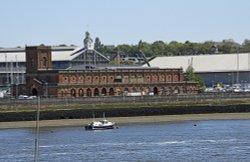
[
  {"left": 109, "top": 60, "right": 119, "bottom": 65},
  {"left": 241, "top": 39, "right": 250, "bottom": 53},
  {"left": 137, "top": 41, "right": 152, "bottom": 57},
  {"left": 94, "top": 37, "right": 102, "bottom": 51},
  {"left": 123, "top": 60, "right": 134, "bottom": 65},
  {"left": 218, "top": 39, "right": 240, "bottom": 54},
  {"left": 185, "top": 65, "right": 205, "bottom": 92}
]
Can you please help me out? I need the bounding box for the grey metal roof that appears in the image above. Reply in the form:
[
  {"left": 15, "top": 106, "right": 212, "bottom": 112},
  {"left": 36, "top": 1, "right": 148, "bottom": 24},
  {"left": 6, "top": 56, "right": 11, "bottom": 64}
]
[{"left": 145, "top": 53, "right": 250, "bottom": 73}]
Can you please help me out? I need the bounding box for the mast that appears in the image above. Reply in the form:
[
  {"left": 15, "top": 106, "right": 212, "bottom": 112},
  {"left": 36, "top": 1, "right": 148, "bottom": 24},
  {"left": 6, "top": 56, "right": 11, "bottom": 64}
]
[{"left": 34, "top": 97, "right": 40, "bottom": 162}]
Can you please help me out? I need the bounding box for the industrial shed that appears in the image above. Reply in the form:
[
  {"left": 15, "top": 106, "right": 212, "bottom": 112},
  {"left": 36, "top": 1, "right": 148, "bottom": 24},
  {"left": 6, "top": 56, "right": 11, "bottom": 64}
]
[{"left": 146, "top": 53, "right": 250, "bottom": 86}]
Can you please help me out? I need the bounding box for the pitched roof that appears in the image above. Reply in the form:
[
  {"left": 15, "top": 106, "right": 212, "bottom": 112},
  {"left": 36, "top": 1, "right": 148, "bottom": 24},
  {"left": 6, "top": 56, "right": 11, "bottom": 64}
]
[{"left": 145, "top": 53, "right": 250, "bottom": 73}]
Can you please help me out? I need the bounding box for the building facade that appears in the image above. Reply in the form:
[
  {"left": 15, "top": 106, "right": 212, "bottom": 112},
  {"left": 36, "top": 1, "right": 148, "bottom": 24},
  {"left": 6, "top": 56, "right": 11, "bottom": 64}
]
[
  {"left": 0, "top": 32, "right": 110, "bottom": 88},
  {"left": 15, "top": 45, "right": 198, "bottom": 97}
]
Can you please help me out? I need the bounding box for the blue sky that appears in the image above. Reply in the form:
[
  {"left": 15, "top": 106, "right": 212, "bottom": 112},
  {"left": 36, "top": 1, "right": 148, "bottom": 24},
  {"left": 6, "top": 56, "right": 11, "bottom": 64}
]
[{"left": 1, "top": 0, "right": 250, "bottom": 47}]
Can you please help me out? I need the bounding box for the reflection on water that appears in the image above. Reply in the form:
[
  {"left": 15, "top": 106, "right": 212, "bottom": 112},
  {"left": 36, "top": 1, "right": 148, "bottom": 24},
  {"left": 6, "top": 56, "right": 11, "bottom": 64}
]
[{"left": 0, "top": 120, "right": 250, "bottom": 162}]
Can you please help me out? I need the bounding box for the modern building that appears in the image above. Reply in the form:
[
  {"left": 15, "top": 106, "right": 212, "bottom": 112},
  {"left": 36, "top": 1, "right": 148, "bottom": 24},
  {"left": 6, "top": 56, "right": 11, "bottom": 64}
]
[{"left": 146, "top": 53, "right": 250, "bottom": 87}]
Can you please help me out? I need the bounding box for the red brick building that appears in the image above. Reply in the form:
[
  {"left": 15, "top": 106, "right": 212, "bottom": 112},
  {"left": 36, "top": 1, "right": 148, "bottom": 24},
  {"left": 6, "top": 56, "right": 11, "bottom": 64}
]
[{"left": 16, "top": 45, "right": 198, "bottom": 97}]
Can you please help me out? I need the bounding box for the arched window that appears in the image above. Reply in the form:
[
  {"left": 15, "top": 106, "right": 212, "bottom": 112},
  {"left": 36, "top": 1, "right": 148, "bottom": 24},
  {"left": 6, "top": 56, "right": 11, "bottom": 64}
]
[
  {"left": 109, "top": 88, "right": 114, "bottom": 96},
  {"left": 182, "top": 85, "right": 187, "bottom": 94},
  {"left": 174, "top": 86, "right": 179, "bottom": 94},
  {"left": 86, "top": 88, "right": 91, "bottom": 97},
  {"left": 192, "top": 86, "right": 195, "bottom": 93},
  {"left": 117, "top": 89, "right": 121, "bottom": 96},
  {"left": 31, "top": 58, "right": 35, "bottom": 68},
  {"left": 146, "top": 87, "right": 150, "bottom": 95},
  {"left": 101, "top": 88, "right": 107, "bottom": 96},
  {"left": 124, "top": 87, "right": 129, "bottom": 96},
  {"left": 153, "top": 87, "right": 158, "bottom": 95},
  {"left": 61, "top": 90, "right": 64, "bottom": 97},
  {"left": 43, "top": 57, "right": 47, "bottom": 68},
  {"left": 133, "top": 87, "right": 137, "bottom": 92},
  {"left": 32, "top": 88, "right": 38, "bottom": 96},
  {"left": 168, "top": 86, "right": 172, "bottom": 95},
  {"left": 71, "top": 89, "right": 76, "bottom": 97},
  {"left": 94, "top": 88, "right": 99, "bottom": 96},
  {"left": 79, "top": 89, "right": 84, "bottom": 97},
  {"left": 161, "top": 87, "right": 165, "bottom": 96}
]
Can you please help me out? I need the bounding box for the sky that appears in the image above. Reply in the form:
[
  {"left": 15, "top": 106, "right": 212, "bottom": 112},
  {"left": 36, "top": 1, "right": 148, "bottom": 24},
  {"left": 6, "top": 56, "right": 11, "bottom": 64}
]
[{"left": 1, "top": 0, "right": 250, "bottom": 47}]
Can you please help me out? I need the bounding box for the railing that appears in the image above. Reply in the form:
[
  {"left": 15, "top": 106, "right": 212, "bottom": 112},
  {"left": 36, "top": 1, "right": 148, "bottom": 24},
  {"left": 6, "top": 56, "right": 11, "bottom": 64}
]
[{"left": 1, "top": 92, "right": 250, "bottom": 109}]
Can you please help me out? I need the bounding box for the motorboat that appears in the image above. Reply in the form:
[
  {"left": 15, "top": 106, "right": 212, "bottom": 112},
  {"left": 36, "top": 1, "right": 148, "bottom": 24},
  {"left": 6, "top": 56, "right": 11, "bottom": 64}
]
[{"left": 85, "top": 113, "right": 115, "bottom": 130}]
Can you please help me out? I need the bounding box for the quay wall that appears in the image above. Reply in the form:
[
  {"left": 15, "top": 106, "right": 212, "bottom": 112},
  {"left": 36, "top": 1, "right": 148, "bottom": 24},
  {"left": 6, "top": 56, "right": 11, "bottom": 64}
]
[{"left": 1, "top": 104, "right": 250, "bottom": 122}]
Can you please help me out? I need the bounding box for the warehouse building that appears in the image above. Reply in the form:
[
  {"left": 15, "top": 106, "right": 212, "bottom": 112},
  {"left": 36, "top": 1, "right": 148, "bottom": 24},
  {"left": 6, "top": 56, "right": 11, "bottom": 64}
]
[{"left": 146, "top": 53, "right": 250, "bottom": 87}]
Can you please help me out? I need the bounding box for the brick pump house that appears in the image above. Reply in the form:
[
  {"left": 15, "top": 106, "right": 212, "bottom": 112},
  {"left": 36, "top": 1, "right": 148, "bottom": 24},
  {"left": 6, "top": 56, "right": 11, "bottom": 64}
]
[{"left": 16, "top": 34, "right": 198, "bottom": 97}]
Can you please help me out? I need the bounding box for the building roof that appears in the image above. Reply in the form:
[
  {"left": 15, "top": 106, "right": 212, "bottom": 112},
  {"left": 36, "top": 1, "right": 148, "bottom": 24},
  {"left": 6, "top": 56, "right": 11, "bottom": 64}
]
[
  {"left": 145, "top": 53, "right": 250, "bottom": 73},
  {"left": 0, "top": 46, "right": 80, "bottom": 62}
]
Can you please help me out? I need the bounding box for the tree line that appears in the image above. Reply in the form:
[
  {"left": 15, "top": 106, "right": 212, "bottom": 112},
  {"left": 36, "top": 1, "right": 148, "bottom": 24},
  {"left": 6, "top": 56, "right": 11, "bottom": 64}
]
[{"left": 94, "top": 38, "right": 250, "bottom": 57}]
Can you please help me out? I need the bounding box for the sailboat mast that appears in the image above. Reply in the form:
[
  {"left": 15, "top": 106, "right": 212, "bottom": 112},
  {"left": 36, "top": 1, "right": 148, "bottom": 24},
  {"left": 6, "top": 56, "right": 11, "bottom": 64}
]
[{"left": 34, "top": 96, "right": 40, "bottom": 162}]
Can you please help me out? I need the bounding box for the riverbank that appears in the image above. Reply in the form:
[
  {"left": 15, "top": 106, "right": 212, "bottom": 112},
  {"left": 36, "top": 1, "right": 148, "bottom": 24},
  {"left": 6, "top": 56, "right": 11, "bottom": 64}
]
[{"left": 1, "top": 112, "right": 250, "bottom": 129}]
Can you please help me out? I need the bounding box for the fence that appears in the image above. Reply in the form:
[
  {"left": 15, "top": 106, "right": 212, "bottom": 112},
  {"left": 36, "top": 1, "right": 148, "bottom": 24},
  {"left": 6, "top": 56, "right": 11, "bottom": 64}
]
[{"left": 1, "top": 92, "right": 250, "bottom": 109}]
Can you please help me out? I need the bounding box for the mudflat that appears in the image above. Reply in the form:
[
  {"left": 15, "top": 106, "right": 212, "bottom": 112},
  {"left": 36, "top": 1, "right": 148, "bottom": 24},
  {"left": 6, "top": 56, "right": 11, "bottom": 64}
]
[{"left": 0, "top": 113, "right": 250, "bottom": 129}]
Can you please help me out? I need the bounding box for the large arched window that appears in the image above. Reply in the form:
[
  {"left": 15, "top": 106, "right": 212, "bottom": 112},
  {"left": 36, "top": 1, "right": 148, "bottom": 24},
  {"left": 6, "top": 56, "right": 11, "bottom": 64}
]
[
  {"left": 132, "top": 87, "right": 137, "bottom": 92},
  {"left": 71, "top": 89, "right": 76, "bottom": 97},
  {"left": 174, "top": 86, "right": 179, "bottom": 94},
  {"left": 79, "top": 89, "right": 84, "bottom": 97},
  {"left": 124, "top": 87, "right": 129, "bottom": 96},
  {"left": 64, "top": 89, "right": 67, "bottom": 96},
  {"left": 117, "top": 89, "right": 121, "bottom": 96},
  {"left": 86, "top": 88, "right": 91, "bottom": 97},
  {"left": 168, "top": 86, "right": 172, "bottom": 95},
  {"left": 61, "top": 89, "right": 64, "bottom": 97},
  {"left": 43, "top": 57, "right": 48, "bottom": 68},
  {"left": 32, "top": 88, "right": 38, "bottom": 96},
  {"left": 182, "top": 85, "right": 186, "bottom": 94},
  {"left": 94, "top": 88, "right": 99, "bottom": 96},
  {"left": 61, "top": 89, "right": 67, "bottom": 97},
  {"left": 161, "top": 87, "right": 165, "bottom": 96},
  {"left": 146, "top": 87, "right": 150, "bottom": 95},
  {"left": 109, "top": 88, "right": 114, "bottom": 96},
  {"left": 153, "top": 87, "right": 158, "bottom": 96},
  {"left": 101, "top": 88, "right": 107, "bottom": 96}
]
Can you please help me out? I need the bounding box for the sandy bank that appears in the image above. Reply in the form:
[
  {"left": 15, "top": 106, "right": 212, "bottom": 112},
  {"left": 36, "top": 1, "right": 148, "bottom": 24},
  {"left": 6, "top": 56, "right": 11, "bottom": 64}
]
[{"left": 0, "top": 113, "right": 250, "bottom": 129}]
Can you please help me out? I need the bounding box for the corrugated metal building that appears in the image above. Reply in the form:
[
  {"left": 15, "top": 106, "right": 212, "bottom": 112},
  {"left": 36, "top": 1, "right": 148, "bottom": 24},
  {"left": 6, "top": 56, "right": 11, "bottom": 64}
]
[{"left": 146, "top": 53, "right": 250, "bottom": 86}]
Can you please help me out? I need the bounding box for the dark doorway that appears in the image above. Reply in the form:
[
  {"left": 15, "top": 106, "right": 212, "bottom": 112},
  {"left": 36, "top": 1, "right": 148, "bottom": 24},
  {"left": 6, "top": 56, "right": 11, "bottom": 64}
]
[
  {"left": 94, "top": 88, "right": 99, "bottom": 96},
  {"left": 86, "top": 88, "right": 91, "bottom": 97},
  {"left": 101, "top": 88, "right": 107, "bottom": 96},
  {"left": 109, "top": 88, "right": 114, "bottom": 96},
  {"left": 153, "top": 87, "right": 158, "bottom": 95},
  {"left": 32, "top": 88, "right": 38, "bottom": 96}
]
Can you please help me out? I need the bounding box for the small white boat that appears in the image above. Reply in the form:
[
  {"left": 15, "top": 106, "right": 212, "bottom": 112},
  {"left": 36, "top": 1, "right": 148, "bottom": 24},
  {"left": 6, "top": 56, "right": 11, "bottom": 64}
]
[{"left": 85, "top": 113, "right": 115, "bottom": 130}]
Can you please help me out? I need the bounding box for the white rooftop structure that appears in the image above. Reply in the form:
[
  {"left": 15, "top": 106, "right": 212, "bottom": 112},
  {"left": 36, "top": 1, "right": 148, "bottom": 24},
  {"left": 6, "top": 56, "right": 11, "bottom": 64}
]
[
  {"left": 146, "top": 53, "right": 250, "bottom": 73},
  {"left": 0, "top": 46, "right": 80, "bottom": 62}
]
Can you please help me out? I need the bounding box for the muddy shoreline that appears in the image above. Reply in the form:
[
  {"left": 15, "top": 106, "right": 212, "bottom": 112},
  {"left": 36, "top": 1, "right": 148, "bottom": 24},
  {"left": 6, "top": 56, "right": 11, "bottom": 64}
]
[{"left": 0, "top": 113, "right": 250, "bottom": 129}]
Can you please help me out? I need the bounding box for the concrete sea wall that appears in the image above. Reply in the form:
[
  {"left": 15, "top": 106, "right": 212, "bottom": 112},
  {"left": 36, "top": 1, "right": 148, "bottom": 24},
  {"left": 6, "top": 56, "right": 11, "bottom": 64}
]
[{"left": 1, "top": 104, "right": 250, "bottom": 122}]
